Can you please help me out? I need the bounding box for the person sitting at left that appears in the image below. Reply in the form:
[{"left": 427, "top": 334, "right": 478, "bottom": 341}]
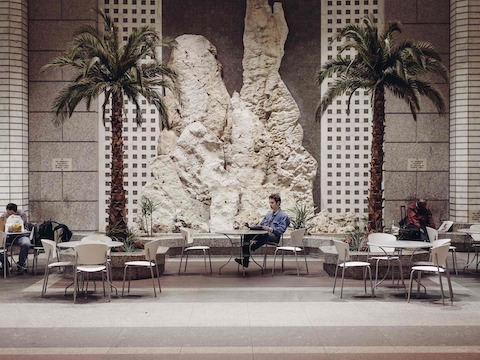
[
  {"left": 1, "top": 203, "right": 31, "bottom": 274},
  {"left": 235, "top": 193, "right": 290, "bottom": 268}
]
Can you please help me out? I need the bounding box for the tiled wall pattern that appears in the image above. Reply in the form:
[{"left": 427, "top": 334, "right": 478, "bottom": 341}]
[
  {"left": 100, "top": 0, "right": 162, "bottom": 230},
  {"left": 320, "top": 0, "right": 382, "bottom": 216},
  {"left": 0, "top": 0, "right": 29, "bottom": 212},
  {"left": 450, "top": 0, "right": 480, "bottom": 222}
]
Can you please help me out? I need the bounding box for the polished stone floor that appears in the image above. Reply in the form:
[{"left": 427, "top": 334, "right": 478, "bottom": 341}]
[{"left": 0, "top": 252, "right": 480, "bottom": 359}]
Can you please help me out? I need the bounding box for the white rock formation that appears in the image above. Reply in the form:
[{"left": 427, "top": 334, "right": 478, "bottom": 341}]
[{"left": 142, "top": 0, "right": 319, "bottom": 233}]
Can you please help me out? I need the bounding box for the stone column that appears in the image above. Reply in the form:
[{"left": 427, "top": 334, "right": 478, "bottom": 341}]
[
  {"left": 0, "top": 0, "right": 29, "bottom": 211},
  {"left": 450, "top": 0, "right": 480, "bottom": 222}
]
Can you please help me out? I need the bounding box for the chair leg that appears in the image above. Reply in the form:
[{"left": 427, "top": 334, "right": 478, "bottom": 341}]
[
  {"left": 446, "top": 270, "right": 454, "bottom": 302},
  {"left": 178, "top": 248, "right": 185, "bottom": 275},
  {"left": 208, "top": 251, "right": 213, "bottom": 274},
  {"left": 149, "top": 264, "right": 157, "bottom": 297},
  {"left": 303, "top": 251, "right": 309, "bottom": 275},
  {"left": 333, "top": 264, "right": 339, "bottom": 294},
  {"left": 367, "top": 266, "right": 374, "bottom": 296},
  {"left": 155, "top": 264, "right": 162, "bottom": 293},
  {"left": 122, "top": 265, "right": 128, "bottom": 297},
  {"left": 203, "top": 249, "right": 208, "bottom": 275},
  {"left": 184, "top": 253, "right": 189, "bottom": 272},
  {"left": 340, "top": 265, "right": 346, "bottom": 298},
  {"left": 294, "top": 251, "right": 299, "bottom": 276},
  {"left": 407, "top": 269, "right": 415, "bottom": 302},
  {"left": 452, "top": 250, "right": 458, "bottom": 275},
  {"left": 42, "top": 267, "right": 49, "bottom": 297},
  {"left": 271, "top": 249, "right": 278, "bottom": 276},
  {"left": 438, "top": 271, "right": 445, "bottom": 305},
  {"left": 73, "top": 267, "right": 78, "bottom": 303}
]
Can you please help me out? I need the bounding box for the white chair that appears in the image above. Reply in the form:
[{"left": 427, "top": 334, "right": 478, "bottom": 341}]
[
  {"left": 271, "top": 228, "right": 308, "bottom": 276},
  {"left": 407, "top": 242, "right": 453, "bottom": 305},
  {"left": 73, "top": 243, "right": 110, "bottom": 303},
  {"left": 33, "top": 226, "right": 63, "bottom": 275},
  {"left": 122, "top": 239, "right": 162, "bottom": 297},
  {"left": 81, "top": 234, "right": 116, "bottom": 291},
  {"left": 40, "top": 239, "right": 73, "bottom": 297},
  {"left": 426, "top": 226, "right": 458, "bottom": 275},
  {"left": 333, "top": 240, "right": 374, "bottom": 298},
  {"left": 178, "top": 228, "right": 212, "bottom": 275},
  {"left": 367, "top": 233, "right": 403, "bottom": 288}
]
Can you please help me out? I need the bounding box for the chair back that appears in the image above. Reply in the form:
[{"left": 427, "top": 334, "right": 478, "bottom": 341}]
[
  {"left": 290, "top": 228, "right": 306, "bottom": 247},
  {"left": 333, "top": 240, "right": 350, "bottom": 262},
  {"left": 53, "top": 227, "right": 64, "bottom": 244},
  {"left": 81, "top": 234, "right": 112, "bottom": 243},
  {"left": 432, "top": 239, "right": 451, "bottom": 247},
  {"left": 426, "top": 226, "right": 438, "bottom": 242},
  {"left": 0, "top": 231, "right": 6, "bottom": 249},
  {"left": 75, "top": 243, "right": 108, "bottom": 265},
  {"left": 180, "top": 228, "right": 195, "bottom": 245},
  {"left": 470, "top": 224, "right": 480, "bottom": 242},
  {"left": 431, "top": 243, "right": 450, "bottom": 268},
  {"left": 144, "top": 239, "right": 161, "bottom": 262},
  {"left": 367, "top": 233, "right": 397, "bottom": 254},
  {"left": 41, "top": 239, "right": 57, "bottom": 263}
]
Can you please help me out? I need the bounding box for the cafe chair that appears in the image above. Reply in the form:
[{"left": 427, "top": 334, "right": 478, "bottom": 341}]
[
  {"left": 271, "top": 228, "right": 308, "bottom": 276},
  {"left": 333, "top": 240, "right": 374, "bottom": 298},
  {"left": 33, "top": 226, "right": 63, "bottom": 276},
  {"left": 40, "top": 239, "right": 73, "bottom": 297},
  {"left": 178, "top": 228, "right": 212, "bottom": 275},
  {"left": 73, "top": 243, "right": 110, "bottom": 303},
  {"left": 122, "top": 239, "right": 162, "bottom": 297},
  {"left": 407, "top": 242, "right": 453, "bottom": 305},
  {"left": 367, "top": 233, "right": 403, "bottom": 288},
  {"left": 426, "top": 226, "right": 458, "bottom": 275}
]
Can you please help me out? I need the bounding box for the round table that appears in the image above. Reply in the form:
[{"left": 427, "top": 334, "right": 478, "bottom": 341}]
[
  {"left": 216, "top": 229, "right": 267, "bottom": 276},
  {"left": 57, "top": 240, "right": 124, "bottom": 249}
]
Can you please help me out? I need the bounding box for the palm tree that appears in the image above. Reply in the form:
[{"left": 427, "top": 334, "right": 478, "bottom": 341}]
[
  {"left": 43, "top": 10, "right": 176, "bottom": 241},
  {"left": 316, "top": 15, "right": 448, "bottom": 233}
]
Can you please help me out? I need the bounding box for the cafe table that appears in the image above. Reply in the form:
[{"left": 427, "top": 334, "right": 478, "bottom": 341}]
[
  {"left": 458, "top": 228, "right": 480, "bottom": 271},
  {"left": 216, "top": 229, "right": 267, "bottom": 276},
  {"left": 367, "top": 239, "right": 433, "bottom": 292}
]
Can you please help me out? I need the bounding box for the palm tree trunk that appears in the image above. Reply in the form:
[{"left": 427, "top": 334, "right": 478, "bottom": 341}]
[
  {"left": 109, "top": 91, "right": 127, "bottom": 241},
  {"left": 368, "top": 86, "right": 385, "bottom": 232}
]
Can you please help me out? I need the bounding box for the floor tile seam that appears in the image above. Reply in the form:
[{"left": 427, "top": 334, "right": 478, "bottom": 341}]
[{"left": 2, "top": 346, "right": 480, "bottom": 355}]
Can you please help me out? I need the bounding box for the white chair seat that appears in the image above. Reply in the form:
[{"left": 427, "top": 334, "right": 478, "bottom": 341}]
[
  {"left": 125, "top": 260, "right": 154, "bottom": 267},
  {"left": 47, "top": 261, "right": 72, "bottom": 269},
  {"left": 276, "top": 246, "right": 302, "bottom": 252},
  {"left": 369, "top": 255, "right": 399, "bottom": 261},
  {"left": 185, "top": 245, "right": 209, "bottom": 251},
  {"left": 76, "top": 264, "right": 107, "bottom": 273},
  {"left": 411, "top": 265, "right": 446, "bottom": 273},
  {"left": 339, "top": 261, "right": 371, "bottom": 267}
]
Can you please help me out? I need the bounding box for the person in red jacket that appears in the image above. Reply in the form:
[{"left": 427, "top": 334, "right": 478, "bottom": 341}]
[{"left": 406, "top": 198, "right": 436, "bottom": 240}]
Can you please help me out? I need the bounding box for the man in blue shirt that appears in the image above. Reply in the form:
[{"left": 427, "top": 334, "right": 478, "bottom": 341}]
[{"left": 235, "top": 193, "right": 290, "bottom": 268}]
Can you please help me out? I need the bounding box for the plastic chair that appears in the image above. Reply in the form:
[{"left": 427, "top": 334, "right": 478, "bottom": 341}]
[
  {"left": 33, "top": 226, "right": 64, "bottom": 275},
  {"left": 40, "top": 239, "right": 73, "bottom": 297},
  {"left": 73, "top": 243, "right": 110, "bottom": 303},
  {"left": 407, "top": 242, "right": 453, "bottom": 305},
  {"left": 122, "top": 239, "right": 162, "bottom": 297},
  {"left": 271, "top": 228, "right": 308, "bottom": 276},
  {"left": 426, "top": 226, "right": 457, "bottom": 275},
  {"left": 178, "top": 228, "right": 212, "bottom": 275},
  {"left": 333, "top": 240, "right": 374, "bottom": 298},
  {"left": 367, "top": 233, "right": 403, "bottom": 288}
]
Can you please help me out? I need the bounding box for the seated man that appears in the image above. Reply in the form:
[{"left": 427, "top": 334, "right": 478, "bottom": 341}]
[
  {"left": 235, "top": 193, "right": 290, "bottom": 268},
  {"left": 406, "top": 198, "right": 436, "bottom": 241},
  {"left": 1, "top": 203, "right": 31, "bottom": 274}
]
